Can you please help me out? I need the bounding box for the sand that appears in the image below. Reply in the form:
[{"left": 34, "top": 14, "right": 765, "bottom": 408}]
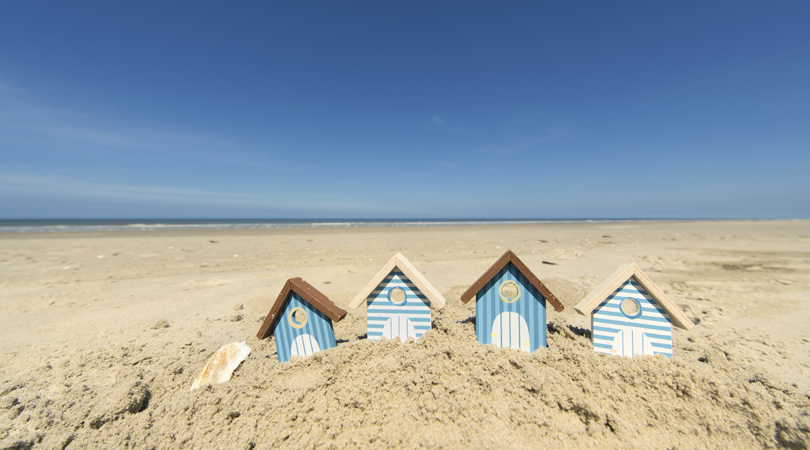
[{"left": 0, "top": 220, "right": 808, "bottom": 449}]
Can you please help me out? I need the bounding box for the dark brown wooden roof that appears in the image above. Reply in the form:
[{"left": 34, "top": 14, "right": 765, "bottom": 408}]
[
  {"left": 256, "top": 277, "right": 347, "bottom": 340},
  {"left": 460, "top": 250, "right": 564, "bottom": 312}
]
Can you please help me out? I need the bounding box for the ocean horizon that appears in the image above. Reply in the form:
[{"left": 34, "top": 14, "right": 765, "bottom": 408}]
[{"left": 0, "top": 218, "right": 712, "bottom": 233}]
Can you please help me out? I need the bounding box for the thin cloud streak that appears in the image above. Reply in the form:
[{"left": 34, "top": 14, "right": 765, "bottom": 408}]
[
  {"left": 0, "top": 79, "right": 273, "bottom": 168},
  {"left": 0, "top": 172, "right": 372, "bottom": 215},
  {"left": 476, "top": 125, "right": 576, "bottom": 156}
]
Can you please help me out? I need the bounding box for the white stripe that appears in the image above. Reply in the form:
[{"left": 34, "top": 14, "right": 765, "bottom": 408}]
[
  {"left": 593, "top": 316, "right": 673, "bottom": 328},
  {"left": 375, "top": 281, "right": 419, "bottom": 288},
  {"left": 508, "top": 312, "right": 518, "bottom": 348},
  {"left": 368, "top": 314, "right": 432, "bottom": 321},
  {"left": 370, "top": 291, "right": 427, "bottom": 299},
  {"left": 594, "top": 335, "right": 671, "bottom": 346},
  {"left": 597, "top": 303, "right": 670, "bottom": 319},
  {"left": 368, "top": 305, "right": 432, "bottom": 312},
  {"left": 368, "top": 296, "right": 428, "bottom": 302}
]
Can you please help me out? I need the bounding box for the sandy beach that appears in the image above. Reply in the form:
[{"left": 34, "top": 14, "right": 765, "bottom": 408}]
[{"left": 1, "top": 220, "right": 809, "bottom": 448}]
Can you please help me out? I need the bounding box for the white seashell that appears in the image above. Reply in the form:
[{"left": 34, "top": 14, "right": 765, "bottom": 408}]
[{"left": 190, "top": 341, "right": 250, "bottom": 390}]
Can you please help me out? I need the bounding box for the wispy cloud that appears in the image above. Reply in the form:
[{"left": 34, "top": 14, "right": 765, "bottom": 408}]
[
  {"left": 477, "top": 125, "right": 575, "bottom": 156},
  {"left": 0, "top": 78, "right": 273, "bottom": 168},
  {"left": 0, "top": 171, "right": 378, "bottom": 216},
  {"left": 25, "top": 125, "right": 139, "bottom": 148}
]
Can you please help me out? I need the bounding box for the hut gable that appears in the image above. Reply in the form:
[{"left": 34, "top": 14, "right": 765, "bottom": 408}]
[
  {"left": 460, "top": 250, "right": 563, "bottom": 352},
  {"left": 574, "top": 263, "right": 693, "bottom": 358},
  {"left": 257, "top": 278, "right": 347, "bottom": 363},
  {"left": 349, "top": 253, "right": 445, "bottom": 342}
]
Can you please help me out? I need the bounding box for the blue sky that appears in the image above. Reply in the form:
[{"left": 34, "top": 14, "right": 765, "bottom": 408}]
[{"left": 0, "top": 2, "right": 808, "bottom": 219}]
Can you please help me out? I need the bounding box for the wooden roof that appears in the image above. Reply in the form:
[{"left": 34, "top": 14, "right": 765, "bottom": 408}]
[
  {"left": 574, "top": 263, "right": 694, "bottom": 330},
  {"left": 256, "top": 277, "right": 347, "bottom": 340},
  {"left": 460, "top": 250, "right": 564, "bottom": 312},
  {"left": 348, "top": 253, "right": 446, "bottom": 310}
]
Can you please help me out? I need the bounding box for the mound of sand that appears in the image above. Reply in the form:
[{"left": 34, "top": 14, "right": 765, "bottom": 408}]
[{"left": 2, "top": 299, "right": 808, "bottom": 449}]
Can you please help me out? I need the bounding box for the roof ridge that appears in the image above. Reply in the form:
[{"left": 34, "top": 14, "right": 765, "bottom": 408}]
[
  {"left": 256, "top": 277, "right": 347, "bottom": 340},
  {"left": 574, "top": 263, "right": 693, "bottom": 330},
  {"left": 349, "top": 253, "right": 446, "bottom": 310},
  {"left": 460, "top": 250, "right": 564, "bottom": 312}
]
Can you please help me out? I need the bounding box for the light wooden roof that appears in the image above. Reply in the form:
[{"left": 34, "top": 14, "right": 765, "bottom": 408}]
[
  {"left": 348, "top": 253, "right": 446, "bottom": 310},
  {"left": 459, "top": 250, "right": 564, "bottom": 312},
  {"left": 257, "top": 277, "right": 347, "bottom": 340},
  {"left": 574, "top": 263, "right": 694, "bottom": 330}
]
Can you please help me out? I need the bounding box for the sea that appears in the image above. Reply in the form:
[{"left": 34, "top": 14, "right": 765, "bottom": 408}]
[{"left": 0, "top": 219, "right": 671, "bottom": 233}]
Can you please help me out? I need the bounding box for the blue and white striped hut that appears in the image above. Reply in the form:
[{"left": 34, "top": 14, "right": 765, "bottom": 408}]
[
  {"left": 256, "top": 277, "right": 347, "bottom": 363},
  {"left": 574, "top": 263, "right": 693, "bottom": 358},
  {"left": 349, "top": 253, "right": 446, "bottom": 342},
  {"left": 460, "top": 250, "right": 564, "bottom": 352}
]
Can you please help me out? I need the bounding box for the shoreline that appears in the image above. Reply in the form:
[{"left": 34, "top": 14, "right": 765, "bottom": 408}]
[
  {"left": 0, "top": 217, "right": 790, "bottom": 235},
  {"left": 0, "top": 218, "right": 800, "bottom": 240}
]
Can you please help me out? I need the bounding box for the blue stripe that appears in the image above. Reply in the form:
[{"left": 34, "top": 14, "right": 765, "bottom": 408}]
[
  {"left": 368, "top": 316, "right": 431, "bottom": 322},
  {"left": 367, "top": 309, "right": 431, "bottom": 315},
  {"left": 600, "top": 296, "right": 668, "bottom": 312},
  {"left": 594, "top": 325, "right": 621, "bottom": 334},
  {"left": 614, "top": 287, "right": 647, "bottom": 296},
  {"left": 594, "top": 342, "right": 612, "bottom": 349},
  {"left": 370, "top": 291, "right": 428, "bottom": 296},
  {"left": 598, "top": 304, "right": 668, "bottom": 316},
  {"left": 596, "top": 310, "right": 671, "bottom": 323},
  {"left": 640, "top": 332, "right": 671, "bottom": 340},
  {"left": 368, "top": 299, "right": 430, "bottom": 311},
  {"left": 404, "top": 317, "right": 431, "bottom": 322},
  {"left": 368, "top": 299, "right": 430, "bottom": 306},
  {"left": 593, "top": 318, "right": 672, "bottom": 332},
  {"left": 650, "top": 342, "right": 672, "bottom": 349},
  {"left": 593, "top": 333, "right": 615, "bottom": 341},
  {"left": 593, "top": 331, "right": 671, "bottom": 341},
  {"left": 370, "top": 293, "right": 429, "bottom": 300},
  {"left": 594, "top": 332, "right": 672, "bottom": 343}
]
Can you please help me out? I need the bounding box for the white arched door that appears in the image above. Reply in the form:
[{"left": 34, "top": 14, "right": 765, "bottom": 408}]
[
  {"left": 291, "top": 334, "right": 321, "bottom": 357},
  {"left": 611, "top": 329, "right": 654, "bottom": 357},
  {"left": 491, "top": 312, "right": 530, "bottom": 352},
  {"left": 382, "top": 316, "right": 418, "bottom": 342}
]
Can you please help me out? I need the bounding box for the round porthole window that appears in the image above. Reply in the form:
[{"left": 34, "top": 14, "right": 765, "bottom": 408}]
[
  {"left": 388, "top": 287, "right": 407, "bottom": 305},
  {"left": 288, "top": 307, "right": 308, "bottom": 329},
  {"left": 620, "top": 298, "right": 641, "bottom": 318},
  {"left": 499, "top": 280, "right": 521, "bottom": 303}
]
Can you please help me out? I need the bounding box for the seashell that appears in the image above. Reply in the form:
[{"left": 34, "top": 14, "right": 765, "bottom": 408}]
[{"left": 190, "top": 341, "right": 250, "bottom": 390}]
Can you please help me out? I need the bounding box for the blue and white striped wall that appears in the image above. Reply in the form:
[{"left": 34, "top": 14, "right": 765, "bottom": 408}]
[
  {"left": 475, "top": 262, "right": 547, "bottom": 352},
  {"left": 592, "top": 278, "right": 673, "bottom": 357},
  {"left": 367, "top": 270, "right": 432, "bottom": 342},
  {"left": 272, "top": 292, "right": 337, "bottom": 363}
]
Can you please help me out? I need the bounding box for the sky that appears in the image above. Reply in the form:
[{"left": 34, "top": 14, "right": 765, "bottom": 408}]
[{"left": 0, "top": 2, "right": 808, "bottom": 219}]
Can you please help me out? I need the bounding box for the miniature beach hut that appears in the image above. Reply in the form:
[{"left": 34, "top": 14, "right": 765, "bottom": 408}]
[
  {"left": 460, "top": 250, "right": 564, "bottom": 352},
  {"left": 574, "top": 263, "right": 693, "bottom": 358},
  {"left": 349, "top": 253, "right": 446, "bottom": 342},
  {"left": 257, "top": 277, "right": 347, "bottom": 363}
]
